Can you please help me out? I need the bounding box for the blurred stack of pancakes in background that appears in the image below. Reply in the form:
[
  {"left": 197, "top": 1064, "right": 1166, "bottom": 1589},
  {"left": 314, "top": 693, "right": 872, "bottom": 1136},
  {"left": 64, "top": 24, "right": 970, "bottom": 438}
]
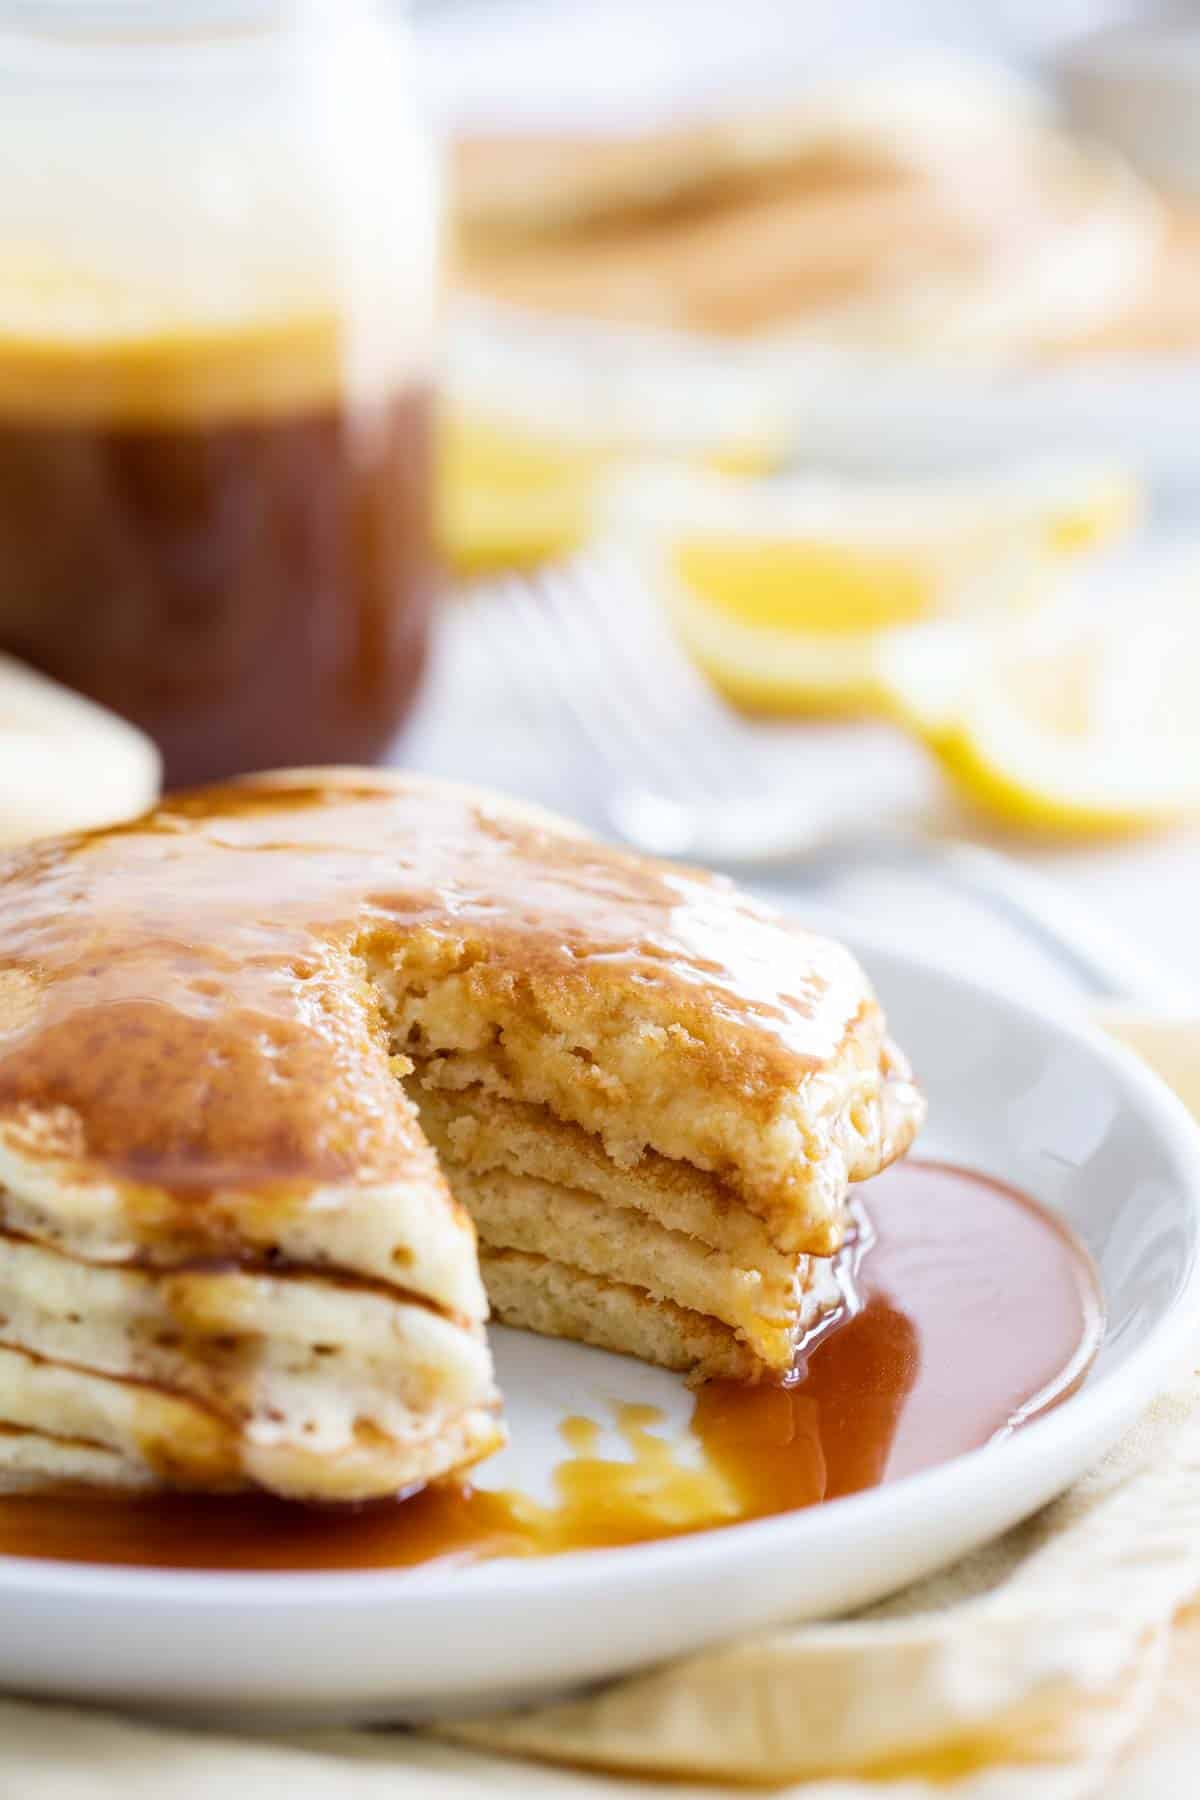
[
  {"left": 439, "top": 52, "right": 1161, "bottom": 576},
  {"left": 453, "top": 68, "right": 1147, "bottom": 346},
  {"left": 432, "top": 23, "right": 1200, "bottom": 846}
]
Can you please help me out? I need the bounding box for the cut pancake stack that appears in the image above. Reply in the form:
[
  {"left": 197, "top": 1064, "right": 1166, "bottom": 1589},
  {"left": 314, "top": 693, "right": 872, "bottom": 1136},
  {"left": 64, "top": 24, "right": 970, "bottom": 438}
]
[
  {"left": 0, "top": 1066, "right": 500, "bottom": 1499},
  {"left": 359, "top": 778, "right": 923, "bottom": 1385},
  {"left": 414, "top": 1089, "right": 850, "bottom": 1382},
  {"left": 0, "top": 770, "right": 922, "bottom": 1500}
]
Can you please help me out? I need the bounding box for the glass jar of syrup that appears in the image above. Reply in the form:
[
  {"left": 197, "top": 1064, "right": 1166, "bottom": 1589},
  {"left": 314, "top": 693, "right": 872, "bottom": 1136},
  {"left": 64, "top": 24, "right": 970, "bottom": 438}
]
[{"left": 0, "top": 1, "right": 438, "bottom": 787}]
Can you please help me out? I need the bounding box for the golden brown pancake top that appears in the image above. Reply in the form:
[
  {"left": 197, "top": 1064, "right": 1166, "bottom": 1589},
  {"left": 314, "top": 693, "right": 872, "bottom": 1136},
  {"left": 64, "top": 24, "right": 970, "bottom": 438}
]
[{"left": 0, "top": 771, "right": 883, "bottom": 1201}]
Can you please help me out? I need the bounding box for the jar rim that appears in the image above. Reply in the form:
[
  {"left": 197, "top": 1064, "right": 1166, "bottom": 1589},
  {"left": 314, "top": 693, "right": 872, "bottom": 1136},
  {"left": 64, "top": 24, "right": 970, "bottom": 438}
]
[
  {"left": 0, "top": 0, "right": 402, "bottom": 79},
  {"left": 0, "top": 1, "right": 396, "bottom": 56},
  {"left": 0, "top": 1, "right": 379, "bottom": 30}
]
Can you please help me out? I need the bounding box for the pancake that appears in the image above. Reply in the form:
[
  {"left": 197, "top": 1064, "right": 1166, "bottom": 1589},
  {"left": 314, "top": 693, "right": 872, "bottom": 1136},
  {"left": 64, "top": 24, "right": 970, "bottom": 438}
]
[
  {"left": 413, "top": 1088, "right": 845, "bottom": 1376},
  {"left": 1045, "top": 206, "right": 1200, "bottom": 358},
  {"left": 457, "top": 137, "right": 1147, "bottom": 343},
  {"left": 0, "top": 1233, "right": 497, "bottom": 1500},
  {"left": 452, "top": 85, "right": 1154, "bottom": 348},
  {"left": 451, "top": 66, "right": 1037, "bottom": 239},
  {"left": 0, "top": 770, "right": 923, "bottom": 1496}
]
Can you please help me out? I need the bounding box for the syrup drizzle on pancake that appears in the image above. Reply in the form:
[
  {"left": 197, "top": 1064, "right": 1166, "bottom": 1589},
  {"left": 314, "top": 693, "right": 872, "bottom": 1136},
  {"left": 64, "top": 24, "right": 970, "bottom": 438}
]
[{"left": 0, "top": 772, "right": 921, "bottom": 1261}]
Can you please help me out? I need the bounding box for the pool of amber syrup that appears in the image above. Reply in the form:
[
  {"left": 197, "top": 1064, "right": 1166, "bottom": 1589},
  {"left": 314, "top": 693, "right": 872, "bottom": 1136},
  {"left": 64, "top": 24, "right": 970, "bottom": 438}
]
[{"left": 0, "top": 1160, "right": 1104, "bottom": 1572}]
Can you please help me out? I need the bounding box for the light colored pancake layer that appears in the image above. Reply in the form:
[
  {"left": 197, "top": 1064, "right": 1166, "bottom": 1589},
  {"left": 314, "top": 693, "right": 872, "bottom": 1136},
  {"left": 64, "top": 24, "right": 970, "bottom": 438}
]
[
  {"left": 482, "top": 1249, "right": 759, "bottom": 1382},
  {"left": 0, "top": 1033, "right": 500, "bottom": 1500},
  {"left": 414, "top": 1088, "right": 842, "bottom": 1376},
  {"left": 0, "top": 769, "right": 923, "bottom": 1493},
  {"left": 0, "top": 1231, "right": 499, "bottom": 1501}
]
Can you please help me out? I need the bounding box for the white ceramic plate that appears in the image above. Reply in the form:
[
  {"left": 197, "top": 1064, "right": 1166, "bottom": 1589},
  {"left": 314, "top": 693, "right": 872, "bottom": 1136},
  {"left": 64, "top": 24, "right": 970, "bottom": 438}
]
[{"left": 0, "top": 939, "right": 1197, "bottom": 1724}]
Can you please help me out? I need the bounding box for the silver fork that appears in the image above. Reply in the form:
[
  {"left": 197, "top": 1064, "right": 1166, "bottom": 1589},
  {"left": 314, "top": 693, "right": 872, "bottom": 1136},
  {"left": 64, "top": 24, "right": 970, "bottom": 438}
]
[
  {"left": 467, "top": 548, "right": 1177, "bottom": 1005},
  {"left": 476, "top": 544, "right": 795, "bottom": 862}
]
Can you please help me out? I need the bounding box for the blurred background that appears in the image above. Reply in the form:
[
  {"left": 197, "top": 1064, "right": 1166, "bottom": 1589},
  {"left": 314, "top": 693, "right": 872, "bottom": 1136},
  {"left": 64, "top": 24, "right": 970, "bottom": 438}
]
[
  {"left": 421, "top": 0, "right": 1200, "bottom": 1001},
  {"left": 5, "top": 0, "right": 1200, "bottom": 1008}
]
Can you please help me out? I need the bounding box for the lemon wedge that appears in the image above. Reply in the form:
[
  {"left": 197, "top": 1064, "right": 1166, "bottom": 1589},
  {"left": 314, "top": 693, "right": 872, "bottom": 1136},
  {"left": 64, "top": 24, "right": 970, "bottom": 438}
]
[
  {"left": 883, "top": 572, "right": 1200, "bottom": 836},
  {"left": 439, "top": 413, "right": 778, "bottom": 576},
  {"left": 619, "top": 462, "right": 1139, "bottom": 714},
  {"left": 438, "top": 413, "right": 615, "bottom": 576}
]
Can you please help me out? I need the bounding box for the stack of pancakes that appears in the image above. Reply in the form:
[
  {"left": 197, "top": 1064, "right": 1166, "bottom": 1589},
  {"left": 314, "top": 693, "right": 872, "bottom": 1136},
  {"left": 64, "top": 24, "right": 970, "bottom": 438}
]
[
  {"left": 452, "top": 83, "right": 1155, "bottom": 348},
  {"left": 415, "top": 1088, "right": 848, "bottom": 1381},
  {"left": 0, "top": 772, "right": 922, "bottom": 1500},
  {"left": 0, "top": 958, "right": 498, "bottom": 1500}
]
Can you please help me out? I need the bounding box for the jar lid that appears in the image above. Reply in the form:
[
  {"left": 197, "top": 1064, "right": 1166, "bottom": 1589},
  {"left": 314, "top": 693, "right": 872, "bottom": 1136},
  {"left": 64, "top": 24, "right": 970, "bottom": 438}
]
[{"left": 0, "top": 1, "right": 382, "bottom": 39}]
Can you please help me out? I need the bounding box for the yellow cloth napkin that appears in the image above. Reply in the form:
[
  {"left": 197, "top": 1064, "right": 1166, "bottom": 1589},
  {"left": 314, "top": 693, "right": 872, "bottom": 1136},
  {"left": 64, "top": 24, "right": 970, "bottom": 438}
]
[{"left": 2, "top": 1011, "right": 1198, "bottom": 1799}]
